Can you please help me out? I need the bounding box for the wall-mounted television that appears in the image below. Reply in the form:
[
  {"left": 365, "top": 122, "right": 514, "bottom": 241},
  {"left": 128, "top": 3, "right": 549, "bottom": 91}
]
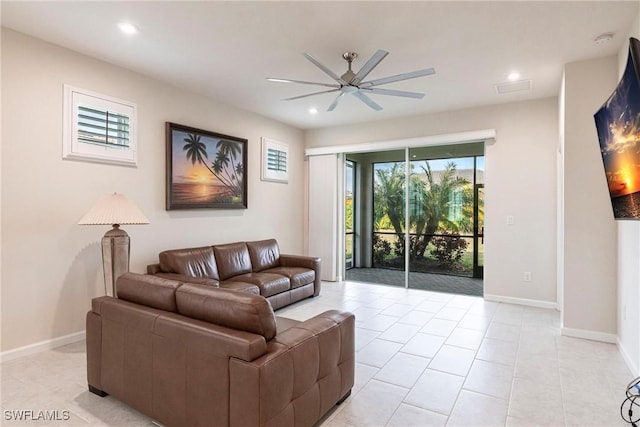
[{"left": 594, "top": 37, "right": 640, "bottom": 220}]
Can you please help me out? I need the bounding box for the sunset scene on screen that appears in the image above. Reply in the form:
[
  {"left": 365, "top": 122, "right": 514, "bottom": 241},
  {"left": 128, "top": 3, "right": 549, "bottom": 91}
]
[{"left": 594, "top": 40, "right": 640, "bottom": 219}]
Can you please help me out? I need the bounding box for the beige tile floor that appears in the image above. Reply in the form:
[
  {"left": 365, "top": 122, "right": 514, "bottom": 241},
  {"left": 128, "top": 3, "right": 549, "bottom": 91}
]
[{"left": 1, "top": 280, "right": 633, "bottom": 426}]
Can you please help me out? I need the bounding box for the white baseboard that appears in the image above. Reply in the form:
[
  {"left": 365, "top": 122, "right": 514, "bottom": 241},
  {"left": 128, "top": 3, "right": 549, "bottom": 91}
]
[
  {"left": 561, "top": 327, "right": 617, "bottom": 344},
  {"left": 1, "top": 331, "right": 85, "bottom": 363},
  {"left": 484, "top": 293, "right": 557, "bottom": 310},
  {"left": 617, "top": 338, "right": 640, "bottom": 376}
]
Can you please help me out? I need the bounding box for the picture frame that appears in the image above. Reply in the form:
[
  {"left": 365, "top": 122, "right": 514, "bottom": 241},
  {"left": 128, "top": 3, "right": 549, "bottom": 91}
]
[
  {"left": 261, "top": 137, "right": 289, "bottom": 183},
  {"left": 166, "top": 122, "right": 247, "bottom": 210}
]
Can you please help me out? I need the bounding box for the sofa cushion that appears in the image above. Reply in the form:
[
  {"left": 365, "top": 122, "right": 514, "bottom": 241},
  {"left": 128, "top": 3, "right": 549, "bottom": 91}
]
[
  {"left": 213, "top": 242, "right": 252, "bottom": 280},
  {"left": 116, "top": 273, "right": 181, "bottom": 312},
  {"left": 229, "top": 273, "right": 290, "bottom": 297},
  {"left": 153, "top": 273, "right": 220, "bottom": 287},
  {"left": 264, "top": 267, "right": 315, "bottom": 289},
  {"left": 159, "top": 246, "right": 220, "bottom": 280},
  {"left": 220, "top": 281, "right": 261, "bottom": 295},
  {"left": 246, "top": 239, "right": 281, "bottom": 272},
  {"left": 175, "top": 283, "right": 277, "bottom": 341},
  {"left": 275, "top": 316, "right": 301, "bottom": 334}
]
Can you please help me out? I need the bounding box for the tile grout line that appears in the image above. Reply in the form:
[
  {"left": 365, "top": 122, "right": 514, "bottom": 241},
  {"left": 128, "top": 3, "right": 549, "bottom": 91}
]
[
  {"left": 503, "top": 307, "right": 524, "bottom": 426},
  {"left": 555, "top": 331, "right": 569, "bottom": 427}
]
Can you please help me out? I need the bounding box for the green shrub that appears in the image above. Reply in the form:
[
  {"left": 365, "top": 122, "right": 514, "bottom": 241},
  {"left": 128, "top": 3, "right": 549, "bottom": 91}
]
[
  {"left": 372, "top": 234, "right": 392, "bottom": 266},
  {"left": 431, "top": 232, "right": 468, "bottom": 267}
]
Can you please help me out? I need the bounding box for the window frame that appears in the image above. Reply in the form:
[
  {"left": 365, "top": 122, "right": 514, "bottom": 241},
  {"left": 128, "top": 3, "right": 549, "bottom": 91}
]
[
  {"left": 62, "top": 85, "right": 137, "bottom": 167},
  {"left": 261, "top": 137, "right": 288, "bottom": 183}
]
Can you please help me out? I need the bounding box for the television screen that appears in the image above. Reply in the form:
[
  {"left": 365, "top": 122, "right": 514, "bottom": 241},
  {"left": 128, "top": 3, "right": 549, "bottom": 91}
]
[{"left": 594, "top": 37, "right": 640, "bottom": 219}]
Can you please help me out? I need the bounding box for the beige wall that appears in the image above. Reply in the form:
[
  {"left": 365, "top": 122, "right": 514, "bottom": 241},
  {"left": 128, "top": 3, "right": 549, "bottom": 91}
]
[
  {"left": 306, "top": 97, "right": 559, "bottom": 305},
  {"left": 561, "top": 55, "right": 618, "bottom": 337},
  {"left": 1, "top": 29, "right": 305, "bottom": 352}
]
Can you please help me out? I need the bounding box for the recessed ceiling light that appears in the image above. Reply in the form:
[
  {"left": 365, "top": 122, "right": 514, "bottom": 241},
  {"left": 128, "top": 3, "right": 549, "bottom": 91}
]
[
  {"left": 308, "top": 107, "right": 318, "bottom": 115},
  {"left": 118, "top": 22, "right": 139, "bottom": 35},
  {"left": 594, "top": 32, "right": 614, "bottom": 45},
  {"left": 508, "top": 72, "right": 521, "bottom": 81}
]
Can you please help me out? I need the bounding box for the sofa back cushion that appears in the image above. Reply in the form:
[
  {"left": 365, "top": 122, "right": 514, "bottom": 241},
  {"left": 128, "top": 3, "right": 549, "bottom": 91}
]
[
  {"left": 116, "top": 272, "right": 181, "bottom": 312},
  {"left": 246, "top": 239, "right": 281, "bottom": 272},
  {"left": 213, "top": 242, "right": 252, "bottom": 280},
  {"left": 159, "top": 246, "right": 220, "bottom": 280},
  {"left": 175, "top": 283, "right": 277, "bottom": 340}
]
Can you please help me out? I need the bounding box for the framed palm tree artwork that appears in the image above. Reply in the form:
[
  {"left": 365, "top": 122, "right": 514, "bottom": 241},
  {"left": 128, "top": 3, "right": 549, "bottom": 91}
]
[{"left": 166, "top": 122, "right": 248, "bottom": 210}]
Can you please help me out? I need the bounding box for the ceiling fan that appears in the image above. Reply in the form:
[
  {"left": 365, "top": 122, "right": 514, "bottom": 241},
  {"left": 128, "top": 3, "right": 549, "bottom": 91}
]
[{"left": 267, "top": 50, "right": 435, "bottom": 112}]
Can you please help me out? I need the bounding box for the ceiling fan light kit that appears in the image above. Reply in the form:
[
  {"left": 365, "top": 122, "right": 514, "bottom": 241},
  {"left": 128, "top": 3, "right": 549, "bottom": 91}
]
[{"left": 267, "top": 49, "right": 436, "bottom": 112}]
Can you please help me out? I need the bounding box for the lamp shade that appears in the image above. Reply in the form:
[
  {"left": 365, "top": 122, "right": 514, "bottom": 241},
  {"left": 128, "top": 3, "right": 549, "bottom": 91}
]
[{"left": 78, "top": 193, "right": 149, "bottom": 226}]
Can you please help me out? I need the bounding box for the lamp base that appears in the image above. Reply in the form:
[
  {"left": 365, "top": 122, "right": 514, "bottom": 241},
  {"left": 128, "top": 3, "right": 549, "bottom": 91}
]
[{"left": 102, "top": 225, "right": 130, "bottom": 297}]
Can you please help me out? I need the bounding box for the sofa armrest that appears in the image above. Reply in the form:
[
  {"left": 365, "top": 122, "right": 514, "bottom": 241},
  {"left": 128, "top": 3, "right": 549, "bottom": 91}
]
[
  {"left": 279, "top": 254, "right": 319, "bottom": 270},
  {"left": 151, "top": 272, "right": 220, "bottom": 287},
  {"left": 229, "top": 310, "right": 354, "bottom": 426},
  {"left": 280, "top": 254, "right": 321, "bottom": 296}
]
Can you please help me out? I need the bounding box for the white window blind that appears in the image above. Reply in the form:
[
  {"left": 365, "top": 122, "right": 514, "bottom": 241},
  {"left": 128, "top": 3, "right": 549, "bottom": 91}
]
[
  {"left": 267, "top": 147, "right": 287, "bottom": 172},
  {"left": 63, "top": 85, "right": 137, "bottom": 166},
  {"left": 77, "top": 106, "right": 130, "bottom": 149}
]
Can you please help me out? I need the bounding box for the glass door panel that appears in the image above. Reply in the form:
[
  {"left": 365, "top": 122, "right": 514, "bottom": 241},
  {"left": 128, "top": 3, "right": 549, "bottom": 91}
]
[
  {"left": 408, "top": 150, "right": 477, "bottom": 290},
  {"left": 474, "top": 184, "right": 485, "bottom": 278},
  {"left": 345, "top": 160, "right": 355, "bottom": 269},
  {"left": 473, "top": 156, "right": 485, "bottom": 279},
  {"left": 369, "top": 150, "right": 406, "bottom": 287}
]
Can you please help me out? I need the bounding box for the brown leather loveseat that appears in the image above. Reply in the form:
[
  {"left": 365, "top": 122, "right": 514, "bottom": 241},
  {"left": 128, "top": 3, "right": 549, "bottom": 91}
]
[
  {"left": 147, "top": 239, "right": 320, "bottom": 310},
  {"left": 86, "top": 273, "right": 354, "bottom": 427}
]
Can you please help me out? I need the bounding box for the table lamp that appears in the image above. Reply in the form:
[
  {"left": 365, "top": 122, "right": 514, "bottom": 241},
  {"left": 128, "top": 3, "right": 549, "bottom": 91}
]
[{"left": 78, "top": 193, "right": 149, "bottom": 296}]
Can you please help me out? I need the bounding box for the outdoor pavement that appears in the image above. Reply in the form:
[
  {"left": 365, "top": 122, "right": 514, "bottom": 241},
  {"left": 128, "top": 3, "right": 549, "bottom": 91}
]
[{"left": 345, "top": 267, "right": 483, "bottom": 297}]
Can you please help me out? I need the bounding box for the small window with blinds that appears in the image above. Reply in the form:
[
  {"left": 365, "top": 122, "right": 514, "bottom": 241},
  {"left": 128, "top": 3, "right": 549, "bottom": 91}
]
[
  {"left": 63, "top": 85, "right": 137, "bottom": 166},
  {"left": 267, "top": 146, "right": 287, "bottom": 172},
  {"left": 261, "top": 138, "right": 289, "bottom": 183}
]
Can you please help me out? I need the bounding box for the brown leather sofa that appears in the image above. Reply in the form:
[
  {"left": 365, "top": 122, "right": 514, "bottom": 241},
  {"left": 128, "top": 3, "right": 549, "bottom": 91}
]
[
  {"left": 147, "top": 239, "right": 320, "bottom": 310},
  {"left": 86, "top": 273, "right": 354, "bottom": 427}
]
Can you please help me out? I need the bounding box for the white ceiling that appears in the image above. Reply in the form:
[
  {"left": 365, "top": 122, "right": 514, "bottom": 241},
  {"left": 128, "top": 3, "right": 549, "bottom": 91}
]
[{"left": 2, "top": 1, "right": 638, "bottom": 130}]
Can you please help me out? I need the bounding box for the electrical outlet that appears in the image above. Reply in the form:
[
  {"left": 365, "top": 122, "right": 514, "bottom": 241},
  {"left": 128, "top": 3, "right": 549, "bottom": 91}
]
[
  {"left": 507, "top": 215, "right": 515, "bottom": 225},
  {"left": 523, "top": 272, "right": 532, "bottom": 282}
]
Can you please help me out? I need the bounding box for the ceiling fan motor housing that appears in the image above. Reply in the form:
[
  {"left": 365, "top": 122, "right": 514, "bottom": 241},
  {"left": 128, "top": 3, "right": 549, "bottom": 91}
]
[{"left": 342, "top": 52, "right": 358, "bottom": 63}]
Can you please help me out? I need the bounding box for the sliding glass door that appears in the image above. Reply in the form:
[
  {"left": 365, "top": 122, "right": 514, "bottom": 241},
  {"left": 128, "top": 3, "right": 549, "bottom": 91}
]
[{"left": 345, "top": 144, "right": 484, "bottom": 293}]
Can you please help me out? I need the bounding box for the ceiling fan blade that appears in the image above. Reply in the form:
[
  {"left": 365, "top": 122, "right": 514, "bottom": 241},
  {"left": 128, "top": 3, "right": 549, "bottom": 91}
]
[
  {"left": 360, "top": 87, "right": 425, "bottom": 99},
  {"left": 282, "top": 88, "right": 339, "bottom": 101},
  {"left": 352, "top": 49, "right": 389, "bottom": 85},
  {"left": 303, "top": 53, "right": 349, "bottom": 85},
  {"left": 352, "top": 91, "right": 383, "bottom": 111},
  {"left": 327, "top": 92, "right": 346, "bottom": 112},
  {"left": 266, "top": 78, "right": 339, "bottom": 89},
  {"left": 360, "top": 68, "right": 436, "bottom": 88}
]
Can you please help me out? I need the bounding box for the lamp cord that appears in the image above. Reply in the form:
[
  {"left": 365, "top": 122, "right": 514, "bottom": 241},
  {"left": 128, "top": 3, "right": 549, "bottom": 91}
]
[{"left": 621, "top": 377, "right": 640, "bottom": 426}]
